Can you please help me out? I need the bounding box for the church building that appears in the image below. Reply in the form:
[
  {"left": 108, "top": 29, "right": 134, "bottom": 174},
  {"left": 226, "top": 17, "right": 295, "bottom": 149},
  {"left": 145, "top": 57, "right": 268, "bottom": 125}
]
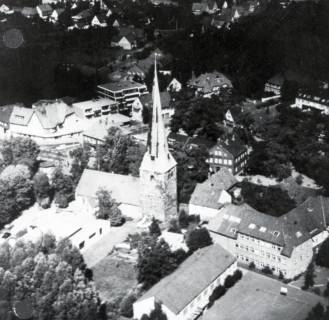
[{"left": 75, "top": 61, "right": 178, "bottom": 224}]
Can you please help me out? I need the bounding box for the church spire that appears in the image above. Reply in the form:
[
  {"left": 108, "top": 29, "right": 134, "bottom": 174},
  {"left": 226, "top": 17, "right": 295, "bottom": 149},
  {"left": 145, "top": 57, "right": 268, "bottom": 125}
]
[{"left": 149, "top": 55, "right": 170, "bottom": 161}]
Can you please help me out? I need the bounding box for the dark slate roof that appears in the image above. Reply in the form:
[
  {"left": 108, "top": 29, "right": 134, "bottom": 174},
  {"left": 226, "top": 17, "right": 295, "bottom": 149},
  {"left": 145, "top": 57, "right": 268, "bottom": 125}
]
[
  {"left": 190, "top": 168, "right": 237, "bottom": 208},
  {"left": 212, "top": 136, "right": 247, "bottom": 158},
  {"left": 137, "top": 244, "right": 236, "bottom": 314},
  {"left": 139, "top": 92, "right": 171, "bottom": 109},
  {"left": 208, "top": 197, "right": 329, "bottom": 257}
]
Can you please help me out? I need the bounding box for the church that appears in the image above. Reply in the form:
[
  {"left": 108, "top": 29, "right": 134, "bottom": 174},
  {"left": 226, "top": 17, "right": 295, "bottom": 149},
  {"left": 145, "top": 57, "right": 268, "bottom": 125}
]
[{"left": 75, "top": 61, "right": 178, "bottom": 224}]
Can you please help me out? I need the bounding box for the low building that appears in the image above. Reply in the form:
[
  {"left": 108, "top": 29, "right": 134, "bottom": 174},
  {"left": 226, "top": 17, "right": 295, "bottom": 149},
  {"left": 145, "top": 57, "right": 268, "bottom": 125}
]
[
  {"left": 293, "top": 91, "right": 329, "bottom": 115},
  {"left": 133, "top": 244, "right": 237, "bottom": 320},
  {"left": 75, "top": 169, "right": 141, "bottom": 219},
  {"left": 72, "top": 9, "right": 92, "bottom": 23},
  {"left": 208, "top": 136, "right": 248, "bottom": 175},
  {"left": 189, "top": 168, "right": 238, "bottom": 220},
  {"left": 207, "top": 196, "right": 329, "bottom": 279},
  {"left": 73, "top": 98, "right": 119, "bottom": 119},
  {"left": 131, "top": 92, "right": 172, "bottom": 122},
  {"left": 111, "top": 34, "right": 137, "bottom": 50},
  {"left": 187, "top": 71, "right": 233, "bottom": 97},
  {"left": 97, "top": 80, "right": 148, "bottom": 109},
  {"left": 36, "top": 4, "right": 52, "bottom": 19}
]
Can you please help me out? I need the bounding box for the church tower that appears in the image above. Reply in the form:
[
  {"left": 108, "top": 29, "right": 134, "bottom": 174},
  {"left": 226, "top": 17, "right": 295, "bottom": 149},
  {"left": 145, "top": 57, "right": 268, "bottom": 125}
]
[{"left": 139, "top": 59, "right": 177, "bottom": 224}]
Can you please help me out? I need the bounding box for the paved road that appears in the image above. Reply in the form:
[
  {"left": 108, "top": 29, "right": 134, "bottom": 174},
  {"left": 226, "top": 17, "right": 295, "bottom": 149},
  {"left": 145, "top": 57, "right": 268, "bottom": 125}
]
[{"left": 82, "top": 220, "right": 138, "bottom": 268}]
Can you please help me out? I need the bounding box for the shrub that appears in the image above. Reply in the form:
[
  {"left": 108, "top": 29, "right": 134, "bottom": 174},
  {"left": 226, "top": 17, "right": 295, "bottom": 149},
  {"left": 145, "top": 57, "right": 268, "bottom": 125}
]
[
  {"left": 261, "top": 266, "right": 273, "bottom": 275},
  {"left": 279, "top": 271, "right": 284, "bottom": 280},
  {"left": 249, "top": 262, "right": 255, "bottom": 269},
  {"left": 186, "top": 228, "right": 212, "bottom": 252},
  {"left": 119, "top": 292, "right": 137, "bottom": 318},
  {"left": 208, "top": 285, "right": 226, "bottom": 307},
  {"left": 168, "top": 219, "right": 181, "bottom": 233}
]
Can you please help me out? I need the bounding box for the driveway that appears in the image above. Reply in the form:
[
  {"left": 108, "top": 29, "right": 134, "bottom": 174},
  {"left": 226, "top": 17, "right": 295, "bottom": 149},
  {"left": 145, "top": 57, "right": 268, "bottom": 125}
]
[{"left": 82, "top": 220, "right": 139, "bottom": 268}]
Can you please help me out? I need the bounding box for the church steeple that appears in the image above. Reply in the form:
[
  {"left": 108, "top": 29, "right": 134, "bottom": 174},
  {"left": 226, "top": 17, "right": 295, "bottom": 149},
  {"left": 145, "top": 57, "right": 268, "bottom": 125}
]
[
  {"left": 142, "top": 56, "right": 176, "bottom": 173},
  {"left": 139, "top": 56, "right": 177, "bottom": 223}
]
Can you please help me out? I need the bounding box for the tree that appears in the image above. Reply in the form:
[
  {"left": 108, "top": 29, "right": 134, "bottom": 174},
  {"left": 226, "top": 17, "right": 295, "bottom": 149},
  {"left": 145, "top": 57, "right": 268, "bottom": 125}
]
[
  {"left": 149, "top": 218, "right": 161, "bottom": 237},
  {"left": 303, "top": 261, "right": 315, "bottom": 290},
  {"left": 0, "top": 165, "right": 34, "bottom": 226},
  {"left": 51, "top": 168, "right": 74, "bottom": 208},
  {"left": 95, "top": 188, "right": 123, "bottom": 226},
  {"left": 208, "top": 285, "right": 226, "bottom": 308},
  {"left": 316, "top": 237, "right": 329, "bottom": 268},
  {"left": 137, "top": 236, "right": 178, "bottom": 289},
  {"left": 119, "top": 292, "right": 137, "bottom": 318},
  {"left": 185, "top": 228, "right": 212, "bottom": 252},
  {"left": 69, "top": 145, "right": 91, "bottom": 185},
  {"left": 33, "top": 172, "right": 52, "bottom": 208},
  {"left": 141, "top": 303, "right": 168, "bottom": 320},
  {"left": 0, "top": 236, "right": 103, "bottom": 320},
  {"left": 0, "top": 137, "right": 40, "bottom": 172}
]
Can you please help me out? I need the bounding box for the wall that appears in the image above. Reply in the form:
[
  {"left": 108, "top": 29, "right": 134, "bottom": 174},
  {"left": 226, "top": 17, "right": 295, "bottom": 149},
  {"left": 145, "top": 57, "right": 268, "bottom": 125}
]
[
  {"left": 189, "top": 204, "right": 220, "bottom": 221},
  {"left": 295, "top": 98, "right": 329, "bottom": 115}
]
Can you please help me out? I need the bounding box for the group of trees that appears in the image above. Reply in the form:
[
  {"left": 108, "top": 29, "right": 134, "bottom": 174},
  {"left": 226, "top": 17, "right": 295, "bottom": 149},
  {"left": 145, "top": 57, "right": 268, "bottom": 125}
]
[
  {"left": 240, "top": 181, "right": 296, "bottom": 216},
  {"left": 0, "top": 236, "right": 106, "bottom": 320}
]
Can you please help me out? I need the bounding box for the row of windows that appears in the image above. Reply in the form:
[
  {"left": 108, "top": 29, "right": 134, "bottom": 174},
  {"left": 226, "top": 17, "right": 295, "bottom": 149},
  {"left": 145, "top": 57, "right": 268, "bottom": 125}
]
[
  {"left": 236, "top": 243, "right": 282, "bottom": 263},
  {"left": 209, "top": 158, "right": 233, "bottom": 165},
  {"left": 238, "top": 255, "right": 287, "bottom": 275},
  {"left": 239, "top": 234, "right": 282, "bottom": 251},
  {"left": 213, "top": 150, "right": 227, "bottom": 157}
]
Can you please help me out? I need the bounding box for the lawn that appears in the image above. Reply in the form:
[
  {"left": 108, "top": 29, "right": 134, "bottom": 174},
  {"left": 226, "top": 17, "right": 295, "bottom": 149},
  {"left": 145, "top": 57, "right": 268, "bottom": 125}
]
[
  {"left": 203, "top": 271, "right": 328, "bottom": 320},
  {"left": 92, "top": 255, "right": 138, "bottom": 303}
]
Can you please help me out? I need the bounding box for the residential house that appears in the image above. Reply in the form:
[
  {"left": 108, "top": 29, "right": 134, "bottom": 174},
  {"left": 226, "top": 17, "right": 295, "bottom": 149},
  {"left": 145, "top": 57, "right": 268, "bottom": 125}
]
[
  {"left": 0, "top": 103, "right": 24, "bottom": 137},
  {"left": 188, "top": 71, "right": 233, "bottom": 97},
  {"left": 21, "top": 7, "right": 38, "bottom": 18},
  {"left": 126, "top": 64, "right": 147, "bottom": 80},
  {"left": 211, "top": 15, "right": 227, "bottom": 29},
  {"left": 72, "top": 9, "right": 92, "bottom": 23},
  {"left": 223, "top": 109, "right": 239, "bottom": 127},
  {"left": 292, "top": 91, "right": 329, "bottom": 115},
  {"left": 75, "top": 169, "right": 141, "bottom": 218},
  {"left": 111, "top": 34, "right": 137, "bottom": 50},
  {"left": 192, "top": 0, "right": 220, "bottom": 15},
  {"left": 106, "top": 8, "right": 112, "bottom": 17},
  {"left": 112, "top": 18, "right": 124, "bottom": 28},
  {"left": 36, "top": 4, "right": 52, "bottom": 19},
  {"left": 167, "top": 133, "right": 215, "bottom": 152},
  {"left": 189, "top": 168, "right": 238, "bottom": 220},
  {"left": 91, "top": 14, "right": 107, "bottom": 27},
  {"left": 264, "top": 74, "right": 284, "bottom": 95},
  {"left": 97, "top": 80, "right": 148, "bottom": 109},
  {"left": 133, "top": 244, "right": 237, "bottom": 320},
  {"left": 131, "top": 91, "right": 172, "bottom": 122},
  {"left": 207, "top": 196, "right": 329, "bottom": 279},
  {"left": 73, "top": 98, "right": 119, "bottom": 119},
  {"left": 167, "top": 78, "right": 182, "bottom": 92},
  {"left": 207, "top": 136, "right": 248, "bottom": 175},
  {"left": 50, "top": 8, "right": 65, "bottom": 23}
]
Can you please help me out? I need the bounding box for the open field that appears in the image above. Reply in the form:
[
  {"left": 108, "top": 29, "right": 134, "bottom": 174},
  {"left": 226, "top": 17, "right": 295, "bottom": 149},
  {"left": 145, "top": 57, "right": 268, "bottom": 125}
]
[
  {"left": 202, "top": 271, "right": 328, "bottom": 320},
  {"left": 93, "top": 256, "right": 138, "bottom": 303}
]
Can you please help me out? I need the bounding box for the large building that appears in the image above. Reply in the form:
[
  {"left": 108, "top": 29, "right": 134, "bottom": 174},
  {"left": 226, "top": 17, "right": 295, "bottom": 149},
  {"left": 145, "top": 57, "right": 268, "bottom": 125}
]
[
  {"left": 139, "top": 62, "right": 178, "bottom": 223},
  {"left": 97, "top": 80, "right": 148, "bottom": 109},
  {"left": 76, "top": 62, "right": 178, "bottom": 224},
  {"left": 207, "top": 197, "right": 329, "bottom": 279},
  {"left": 293, "top": 91, "right": 329, "bottom": 115},
  {"left": 73, "top": 98, "right": 119, "bottom": 119},
  {"left": 133, "top": 244, "right": 237, "bottom": 320}
]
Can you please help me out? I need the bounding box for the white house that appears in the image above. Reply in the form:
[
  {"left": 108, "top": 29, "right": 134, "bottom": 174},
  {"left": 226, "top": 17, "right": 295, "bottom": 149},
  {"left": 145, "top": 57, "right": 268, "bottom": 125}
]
[
  {"left": 133, "top": 244, "right": 237, "bottom": 320},
  {"left": 207, "top": 196, "right": 329, "bottom": 279},
  {"left": 167, "top": 78, "right": 182, "bottom": 92},
  {"left": 189, "top": 168, "right": 237, "bottom": 221},
  {"left": 50, "top": 9, "right": 65, "bottom": 23},
  {"left": 36, "top": 4, "right": 53, "bottom": 19},
  {"left": 91, "top": 15, "right": 107, "bottom": 27}
]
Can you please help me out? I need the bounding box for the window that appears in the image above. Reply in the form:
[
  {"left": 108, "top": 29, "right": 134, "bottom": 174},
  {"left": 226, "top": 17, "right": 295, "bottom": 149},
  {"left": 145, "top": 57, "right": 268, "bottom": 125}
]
[
  {"left": 79, "top": 241, "right": 85, "bottom": 249},
  {"left": 89, "top": 232, "right": 96, "bottom": 239},
  {"left": 228, "top": 159, "right": 232, "bottom": 165},
  {"left": 99, "top": 228, "right": 102, "bottom": 234}
]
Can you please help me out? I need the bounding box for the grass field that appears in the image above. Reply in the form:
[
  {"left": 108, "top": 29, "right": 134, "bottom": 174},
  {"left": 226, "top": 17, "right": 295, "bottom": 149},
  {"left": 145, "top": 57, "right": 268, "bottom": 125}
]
[
  {"left": 93, "top": 255, "right": 138, "bottom": 303},
  {"left": 203, "top": 271, "right": 328, "bottom": 320}
]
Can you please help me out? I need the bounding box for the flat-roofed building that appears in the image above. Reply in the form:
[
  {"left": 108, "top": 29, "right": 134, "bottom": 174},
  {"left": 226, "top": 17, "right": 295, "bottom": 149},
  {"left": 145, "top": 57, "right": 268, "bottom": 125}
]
[
  {"left": 97, "top": 80, "right": 148, "bottom": 109},
  {"left": 73, "top": 98, "right": 119, "bottom": 119}
]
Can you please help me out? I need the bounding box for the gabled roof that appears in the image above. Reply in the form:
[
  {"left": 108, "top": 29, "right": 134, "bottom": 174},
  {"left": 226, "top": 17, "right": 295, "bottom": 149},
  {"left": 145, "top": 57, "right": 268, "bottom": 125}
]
[
  {"left": 72, "top": 8, "right": 92, "bottom": 20},
  {"left": 22, "top": 7, "right": 37, "bottom": 16},
  {"left": 192, "top": 2, "right": 207, "bottom": 12},
  {"left": 9, "top": 106, "right": 34, "bottom": 126},
  {"left": 137, "top": 244, "right": 236, "bottom": 314},
  {"left": 0, "top": 103, "right": 24, "bottom": 124},
  {"left": 75, "top": 169, "right": 140, "bottom": 207},
  {"left": 37, "top": 4, "right": 52, "bottom": 13},
  {"left": 212, "top": 136, "right": 247, "bottom": 158},
  {"left": 188, "top": 71, "right": 233, "bottom": 93},
  {"left": 190, "top": 168, "right": 237, "bottom": 208},
  {"left": 93, "top": 14, "right": 107, "bottom": 24},
  {"left": 208, "top": 196, "right": 329, "bottom": 257},
  {"left": 33, "top": 99, "right": 74, "bottom": 129}
]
